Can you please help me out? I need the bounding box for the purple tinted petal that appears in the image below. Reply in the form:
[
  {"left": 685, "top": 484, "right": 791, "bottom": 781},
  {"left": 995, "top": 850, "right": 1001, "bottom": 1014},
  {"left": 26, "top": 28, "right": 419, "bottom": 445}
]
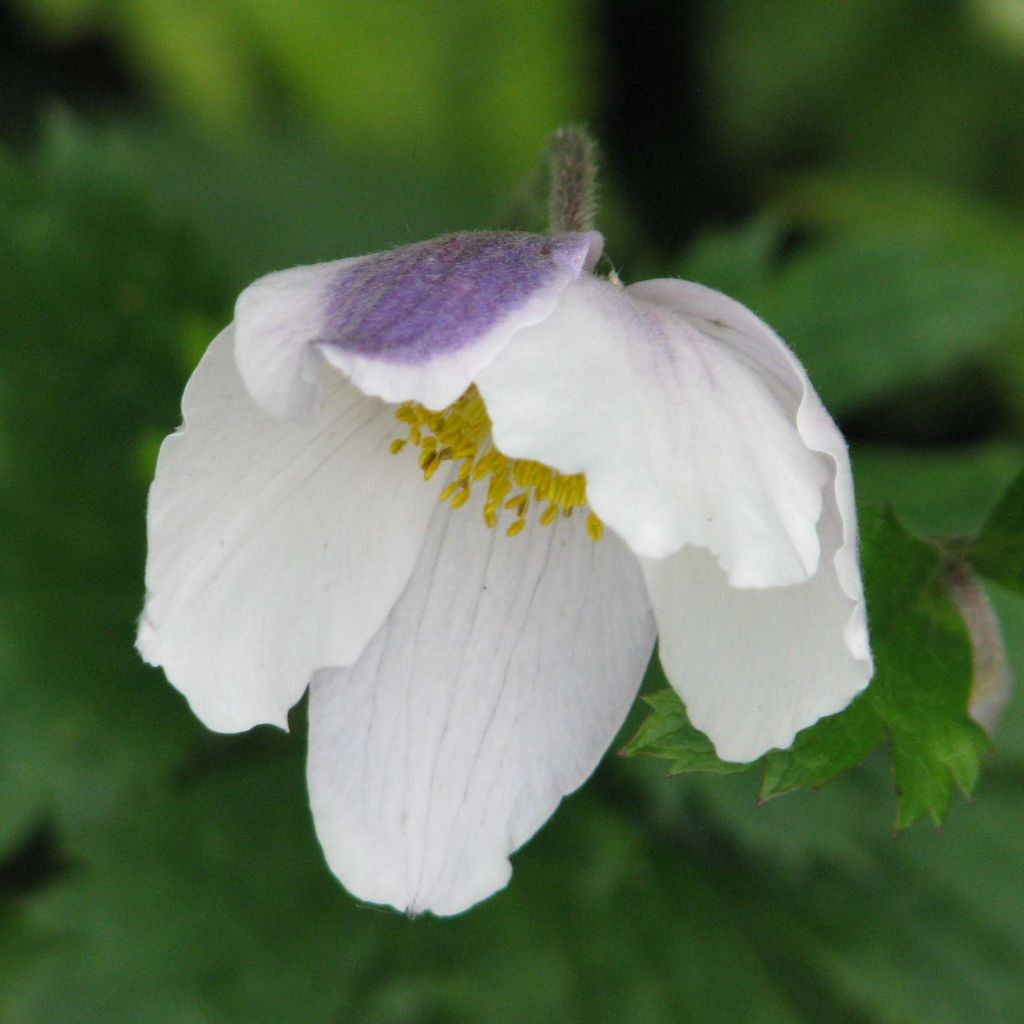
[{"left": 321, "top": 231, "right": 598, "bottom": 365}]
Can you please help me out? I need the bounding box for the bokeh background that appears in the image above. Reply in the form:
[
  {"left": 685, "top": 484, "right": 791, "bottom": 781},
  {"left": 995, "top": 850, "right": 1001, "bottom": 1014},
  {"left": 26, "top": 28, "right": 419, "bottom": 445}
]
[{"left": 2, "top": 1, "right": 1023, "bottom": 1021}]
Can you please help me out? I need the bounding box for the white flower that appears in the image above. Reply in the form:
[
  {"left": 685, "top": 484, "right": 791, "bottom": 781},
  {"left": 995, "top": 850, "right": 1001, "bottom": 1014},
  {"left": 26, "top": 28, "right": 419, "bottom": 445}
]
[{"left": 138, "top": 229, "right": 872, "bottom": 916}]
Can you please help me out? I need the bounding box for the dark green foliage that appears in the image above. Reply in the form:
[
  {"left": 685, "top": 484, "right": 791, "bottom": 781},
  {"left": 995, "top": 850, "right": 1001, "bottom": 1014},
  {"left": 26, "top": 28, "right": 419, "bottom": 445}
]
[
  {"left": 971, "top": 467, "right": 1024, "bottom": 596},
  {"left": 0, "top": 117, "right": 223, "bottom": 856}
]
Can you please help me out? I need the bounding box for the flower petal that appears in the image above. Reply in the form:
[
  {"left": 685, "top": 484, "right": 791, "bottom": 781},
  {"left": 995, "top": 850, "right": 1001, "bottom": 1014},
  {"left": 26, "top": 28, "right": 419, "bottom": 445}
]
[
  {"left": 233, "top": 257, "right": 361, "bottom": 420},
  {"left": 235, "top": 232, "right": 602, "bottom": 418},
  {"left": 306, "top": 489, "right": 655, "bottom": 916},
  {"left": 475, "top": 275, "right": 831, "bottom": 585},
  {"left": 631, "top": 276, "right": 871, "bottom": 648},
  {"left": 628, "top": 279, "right": 872, "bottom": 761},
  {"left": 642, "top": 485, "right": 872, "bottom": 762},
  {"left": 137, "top": 326, "right": 440, "bottom": 733}
]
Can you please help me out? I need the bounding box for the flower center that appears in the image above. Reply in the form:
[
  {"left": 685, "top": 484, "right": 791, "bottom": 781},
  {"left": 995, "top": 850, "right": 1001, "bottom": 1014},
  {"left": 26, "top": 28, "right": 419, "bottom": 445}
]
[{"left": 390, "top": 386, "right": 604, "bottom": 540}]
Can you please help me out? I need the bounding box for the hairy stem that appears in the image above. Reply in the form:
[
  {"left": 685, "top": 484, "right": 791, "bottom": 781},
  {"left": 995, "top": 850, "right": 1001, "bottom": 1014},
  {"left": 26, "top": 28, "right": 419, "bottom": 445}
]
[{"left": 547, "top": 125, "right": 599, "bottom": 234}]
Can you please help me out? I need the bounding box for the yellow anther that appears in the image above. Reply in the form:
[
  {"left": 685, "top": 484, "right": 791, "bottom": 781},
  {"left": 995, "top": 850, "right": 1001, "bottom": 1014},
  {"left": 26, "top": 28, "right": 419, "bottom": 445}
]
[
  {"left": 488, "top": 477, "right": 512, "bottom": 502},
  {"left": 472, "top": 450, "right": 497, "bottom": 479},
  {"left": 388, "top": 383, "right": 604, "bottom": 541},
  {"left": 504, "top": 492, "right": 528, "bottom": 514},
  {"left": 438, "top": 480, "right": 461, "bottom": 502}
]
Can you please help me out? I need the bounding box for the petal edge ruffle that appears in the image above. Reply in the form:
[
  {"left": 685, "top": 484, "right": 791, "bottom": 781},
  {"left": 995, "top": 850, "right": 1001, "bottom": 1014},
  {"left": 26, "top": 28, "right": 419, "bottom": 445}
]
[{"left": 476, "top": 275, "right": 831, "bottom": 587}]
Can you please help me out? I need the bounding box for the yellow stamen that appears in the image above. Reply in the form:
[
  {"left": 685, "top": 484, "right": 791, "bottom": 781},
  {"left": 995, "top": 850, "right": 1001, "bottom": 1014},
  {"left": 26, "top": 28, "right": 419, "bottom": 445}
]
[
  {"left": 504, "top": 492, "right": 529, "bottom": 515},
  {"left": 389, "top": 384, "right": 604, "bottom": 541},
  {"left": 438, "top": 479, "right": 461, "bottom": 502}
]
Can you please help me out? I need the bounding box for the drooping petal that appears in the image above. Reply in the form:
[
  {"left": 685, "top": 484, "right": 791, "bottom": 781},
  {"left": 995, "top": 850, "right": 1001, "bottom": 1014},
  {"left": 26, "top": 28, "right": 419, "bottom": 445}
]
[
  {"left": 137, "top": 327, "right": 440, "bottom": 733},
  {"left": 630, "top": 279, "right": 872, "bottom": 762},
  {"left": 306, "top": 488, "right": 655, "bottom": 916},
  {"left": 475, "top": 275, "right": 832, "bottom": 585},
  {"left": 631, "top": 277, "right": 871, "bottom": 656},
  {"left": 642, "top": 485, "right": 872, "bottom": 762},
  {"left": 234, "top": 232, "right": 602, "bottom": 418}
]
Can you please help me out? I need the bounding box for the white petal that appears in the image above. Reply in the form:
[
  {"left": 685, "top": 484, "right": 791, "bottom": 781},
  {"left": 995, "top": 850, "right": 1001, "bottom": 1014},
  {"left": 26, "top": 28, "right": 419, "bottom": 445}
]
[
  {"left": 306, "top": 488, "right": 655, "bottom": 916},
  {"left": 643, "top": 484, "right": 872, "bottom": 762},
  {"left": 234, "top": 233, "right": 602, "bottom": 418},
  {"left": 631, "top": 277, "right": 871, "bottom": 642},
  {"left": 475, "top": 275, "right": 831, "bottom": 586},
  {"left": 138, "top": 327, "right": 440, "bottom": 733},
  {"left": 234, "top": 257, "right": 361, "bottom": 420},
  {"left": 630, "top": 279, "right": 872, "bottom": 762}
]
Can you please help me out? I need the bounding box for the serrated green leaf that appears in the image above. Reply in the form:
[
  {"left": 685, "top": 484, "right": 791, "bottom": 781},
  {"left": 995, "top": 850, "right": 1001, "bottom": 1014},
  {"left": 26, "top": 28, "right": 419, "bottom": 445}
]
[
  {"left": 859, "top": 507, "right": 990, "bottom": 826},
  {"left": 970, "top": 466, "right": 1024, "bottom": 596},
  {"left": 622, "top": 688, "right": 751, "bottom": 776},
  {"left": 759, "top": 691, "right": 883, "bottom": 799}
]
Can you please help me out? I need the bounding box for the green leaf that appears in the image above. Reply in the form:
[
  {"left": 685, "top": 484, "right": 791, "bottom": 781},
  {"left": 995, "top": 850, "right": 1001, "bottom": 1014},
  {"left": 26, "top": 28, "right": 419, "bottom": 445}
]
[
  {"left": 622, "top": 687, "right": 751, "bottom": 776},
  {"left": 970, "top": 466, "right": 1024, "bottom": 596},
  {"left": 859, "top": 507, "right": 989, "bottom": 827},
  {"left": 759, "top": 691, "right": 883, "bottom": 799},
  {"left": 625, "top": 507, "right": 989, "bottom": 829},
  {"left": 779, "top": 171, "right": 1024, "bottom": 285},
  {"left": 763, "top": 235, "right": 1020, "bottom": 415},
  {"left": 674, "top": 218, "right": 781, "bottom": 302},
  {"left": 852, "top": 443, "right": 1024, "bottom": 539}
]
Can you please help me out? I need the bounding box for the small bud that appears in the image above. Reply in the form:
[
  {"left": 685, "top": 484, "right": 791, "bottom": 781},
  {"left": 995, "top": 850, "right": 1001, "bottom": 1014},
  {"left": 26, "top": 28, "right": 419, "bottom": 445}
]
[{"left": 944, "top": 556, "right": 1012, "bottom": 735}]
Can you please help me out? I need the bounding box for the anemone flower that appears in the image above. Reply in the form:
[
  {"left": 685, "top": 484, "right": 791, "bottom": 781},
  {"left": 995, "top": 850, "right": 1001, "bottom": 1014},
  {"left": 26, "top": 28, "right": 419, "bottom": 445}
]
[{"left": 138, "top": 228, "right": 872, "bottom": 916}]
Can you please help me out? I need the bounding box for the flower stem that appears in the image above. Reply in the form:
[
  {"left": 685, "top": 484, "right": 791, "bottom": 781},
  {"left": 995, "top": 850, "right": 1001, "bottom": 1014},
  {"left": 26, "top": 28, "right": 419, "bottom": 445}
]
[{"left": 547, "top": 125, "right": 599, "bottom": 234}]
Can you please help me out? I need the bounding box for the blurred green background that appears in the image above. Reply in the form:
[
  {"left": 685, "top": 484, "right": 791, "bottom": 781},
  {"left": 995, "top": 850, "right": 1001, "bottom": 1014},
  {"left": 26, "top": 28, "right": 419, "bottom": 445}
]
[{"left": 1, "top": 1, "right": 1023, "bottom": 1021}]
